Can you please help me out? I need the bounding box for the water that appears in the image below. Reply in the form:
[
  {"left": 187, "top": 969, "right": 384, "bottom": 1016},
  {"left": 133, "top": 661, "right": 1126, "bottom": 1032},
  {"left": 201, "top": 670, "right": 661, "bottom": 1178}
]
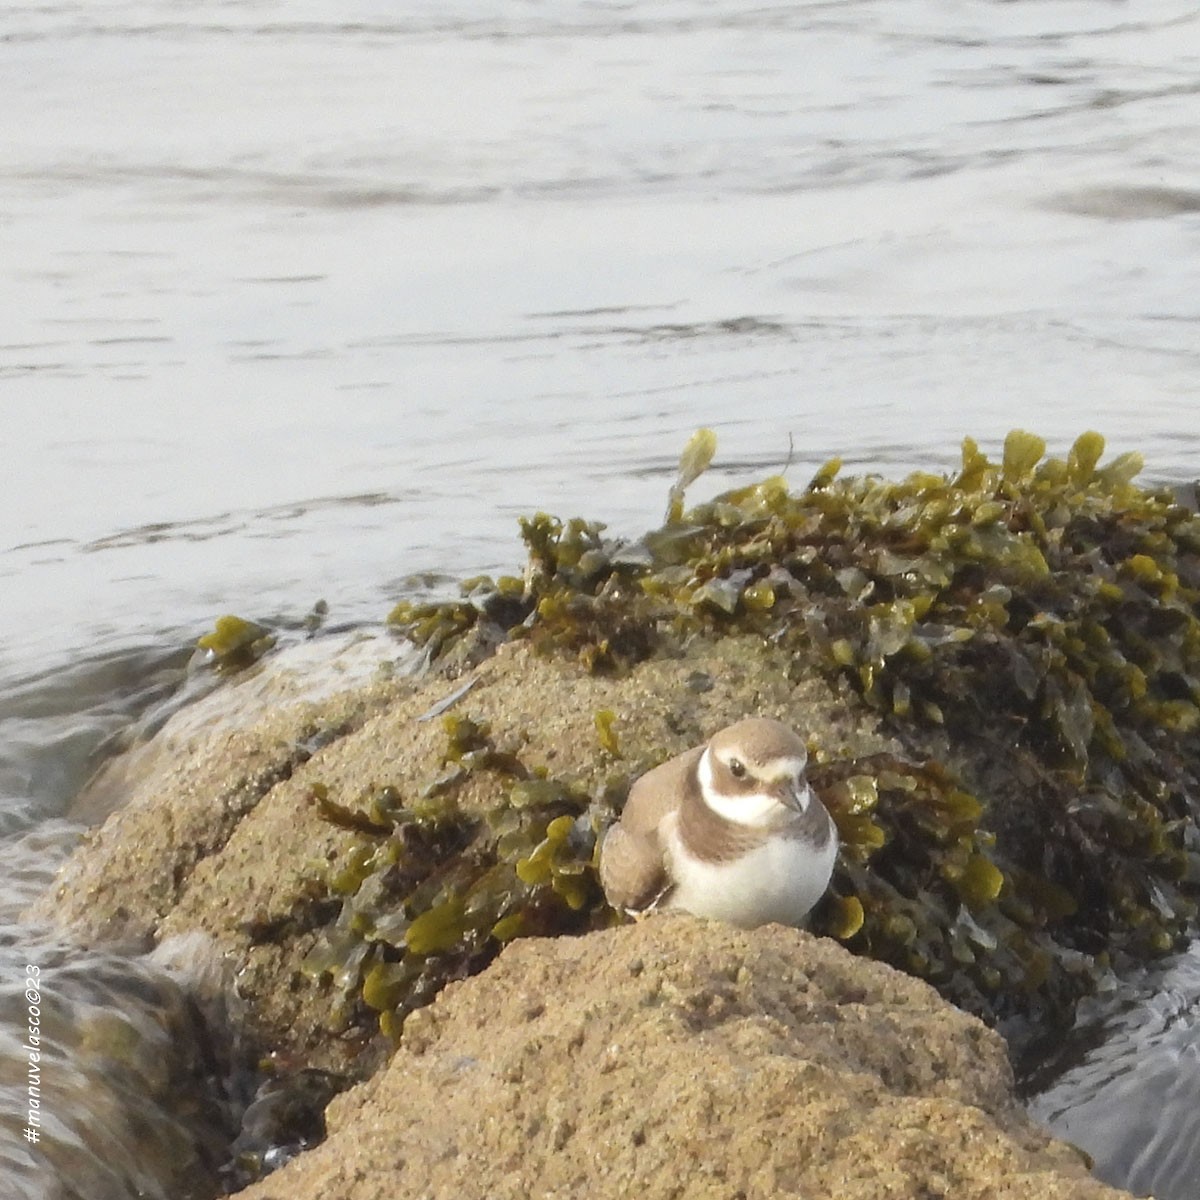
[
  {"left": 1029, "top": 947, "right": 1200, "bottom": 1199},
  {"left": 4, "top": 0, "right": 1199, "bottom": 680},
  {"left": 0, "top": 929, "right": 237, "bottom": 1200},
  {"left": 1, "top": 1, "right": 1198, "bottom": 1195}
]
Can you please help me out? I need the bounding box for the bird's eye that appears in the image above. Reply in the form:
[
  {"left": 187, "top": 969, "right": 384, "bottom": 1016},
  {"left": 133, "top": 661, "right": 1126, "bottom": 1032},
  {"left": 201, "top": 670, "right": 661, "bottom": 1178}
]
[{"left": 729, "top": 758, "right": 746, "bottom": 779}]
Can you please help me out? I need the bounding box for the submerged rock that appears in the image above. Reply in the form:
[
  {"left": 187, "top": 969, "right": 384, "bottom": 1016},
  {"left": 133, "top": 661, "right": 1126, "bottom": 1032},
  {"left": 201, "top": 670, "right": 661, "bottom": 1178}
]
[{"left": 231, "top": 918, "right": 1129, "bottom": 1200}]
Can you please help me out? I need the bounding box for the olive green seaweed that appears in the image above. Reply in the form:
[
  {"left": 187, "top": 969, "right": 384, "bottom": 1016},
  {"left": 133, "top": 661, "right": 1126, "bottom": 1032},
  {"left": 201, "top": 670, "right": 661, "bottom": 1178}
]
[
  {"left": 321, "top": 428, "right": 1200, "bottom": 1073},
  {"left": 196, "top": 615, "right": 276, "bottom": 673},
  {"left": 302, "top": 714, "right": 615, "bottom": 1043}
]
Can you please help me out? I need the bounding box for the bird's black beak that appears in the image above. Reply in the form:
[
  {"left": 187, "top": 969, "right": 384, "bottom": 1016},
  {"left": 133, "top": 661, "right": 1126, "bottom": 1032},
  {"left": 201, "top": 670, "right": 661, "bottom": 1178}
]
[{"left": 782, "top": 778, "right": 811, "bottom": 814}]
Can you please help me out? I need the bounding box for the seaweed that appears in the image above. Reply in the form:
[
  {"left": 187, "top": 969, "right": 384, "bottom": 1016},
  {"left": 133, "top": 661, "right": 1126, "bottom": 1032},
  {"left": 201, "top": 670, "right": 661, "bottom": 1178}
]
[
  {"left": 301, "top": 716, "right": 614, "bottom": 1042},
  {"left": 365, "top": 429, "right": 1200, "bottom": 1071},
  {"left": 195, "top": 615, "right": 276, "bottom": 674}
]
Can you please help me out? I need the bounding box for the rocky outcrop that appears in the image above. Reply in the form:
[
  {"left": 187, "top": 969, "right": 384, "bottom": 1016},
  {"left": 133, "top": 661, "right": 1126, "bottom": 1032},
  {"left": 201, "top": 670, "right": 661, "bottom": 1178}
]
[
  {"left": 32, "top": 432, "right": 1200, "bottom": 1199},
  {"left": 32, "top": 635, "right": 891, "bottom": 1071},
  {"left": 233, "top": 917, "right": 1128, "bottom": 1200}
]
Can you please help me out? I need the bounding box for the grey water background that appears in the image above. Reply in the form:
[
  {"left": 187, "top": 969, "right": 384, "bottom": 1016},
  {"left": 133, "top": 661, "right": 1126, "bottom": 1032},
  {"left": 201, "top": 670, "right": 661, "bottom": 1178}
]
[{"left": 1, "top": 1, "right": 1198, "bottom": 1196}]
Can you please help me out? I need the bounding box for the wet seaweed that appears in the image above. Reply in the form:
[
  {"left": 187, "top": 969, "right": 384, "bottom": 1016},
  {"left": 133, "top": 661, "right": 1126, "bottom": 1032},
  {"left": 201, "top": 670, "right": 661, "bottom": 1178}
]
[
  {"left": 302, "top": 715, "right": 614, "bottom": 1042},
  {"left": 377, "top": 429, "right": 1200, "bottom": 1068},
  {"left": 194, "top": 615, "right": 276, "bottom": 674}
]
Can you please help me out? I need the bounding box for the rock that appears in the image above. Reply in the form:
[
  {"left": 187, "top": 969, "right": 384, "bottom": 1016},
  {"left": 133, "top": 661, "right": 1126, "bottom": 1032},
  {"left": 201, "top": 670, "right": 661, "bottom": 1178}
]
[
  {"left": 69, "top": 629, "right": 406, "bottom": 826},
  {"left": 30, "top": 660, "right": 408, "bottom": 952},
  {"left": 231, "top": 917, "right": 1129, "bottom": 1200},
  {"left": 31, "top": 636, "right": 888, "bottom": 1071}
]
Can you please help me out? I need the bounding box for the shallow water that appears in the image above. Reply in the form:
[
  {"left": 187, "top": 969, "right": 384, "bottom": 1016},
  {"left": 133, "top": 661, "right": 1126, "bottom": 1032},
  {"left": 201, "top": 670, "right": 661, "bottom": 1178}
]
[
  {"left": 1029, "top": 947, "right": 1200, "bottom": 1199},
  {"left": 2, "top": 0, "right": 1199, "bottom": 1195},
  {"left": 4, "top": 0, "right": 1198, "bottom": 681},
  {"left": 0, "top": 927, "right": 235, "bottom": 1200}
]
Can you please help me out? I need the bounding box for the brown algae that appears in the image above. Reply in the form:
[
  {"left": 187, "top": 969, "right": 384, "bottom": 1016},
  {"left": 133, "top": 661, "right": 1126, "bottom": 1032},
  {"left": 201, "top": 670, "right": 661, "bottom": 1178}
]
[
  {"left": 302, "top": 429, "right": 1200, "bottom": 1068},
  {"left": 302, "top": 715, "right": 615, "bottom": 1042}
]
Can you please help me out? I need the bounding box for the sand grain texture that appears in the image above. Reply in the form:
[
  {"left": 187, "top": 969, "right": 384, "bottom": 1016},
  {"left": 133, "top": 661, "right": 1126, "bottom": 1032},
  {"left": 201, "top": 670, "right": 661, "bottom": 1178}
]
[{"left": 233, "top": 918, "right": 1129, "bottom": 1200}]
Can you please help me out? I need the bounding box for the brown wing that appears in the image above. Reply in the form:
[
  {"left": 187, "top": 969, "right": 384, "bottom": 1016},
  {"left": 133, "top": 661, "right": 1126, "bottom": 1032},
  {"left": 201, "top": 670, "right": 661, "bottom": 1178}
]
[
  {"left": 599, "top": 823, "right": 670, "bottom": 914},
  {"left": 598, "top": 745, "right": 702, "bottom": 913}
]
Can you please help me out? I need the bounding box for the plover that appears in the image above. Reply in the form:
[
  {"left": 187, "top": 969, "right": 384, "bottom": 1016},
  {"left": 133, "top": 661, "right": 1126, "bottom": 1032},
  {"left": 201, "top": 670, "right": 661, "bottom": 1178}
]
[{"left": 599, "top": 717, "right": 838, "bottom": 928}]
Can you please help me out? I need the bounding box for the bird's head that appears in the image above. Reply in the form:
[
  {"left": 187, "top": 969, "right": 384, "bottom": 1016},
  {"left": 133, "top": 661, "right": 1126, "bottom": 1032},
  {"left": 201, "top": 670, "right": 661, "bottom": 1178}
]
[{"left": 697, "top": 717, "right": 812, "bottom": 827}]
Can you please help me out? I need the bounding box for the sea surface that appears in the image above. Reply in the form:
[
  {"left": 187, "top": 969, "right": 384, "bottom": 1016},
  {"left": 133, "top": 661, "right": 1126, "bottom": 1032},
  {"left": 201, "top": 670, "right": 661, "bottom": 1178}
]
[{"left": 1, "top": 1, "right": 1198, "bottom": 1196}]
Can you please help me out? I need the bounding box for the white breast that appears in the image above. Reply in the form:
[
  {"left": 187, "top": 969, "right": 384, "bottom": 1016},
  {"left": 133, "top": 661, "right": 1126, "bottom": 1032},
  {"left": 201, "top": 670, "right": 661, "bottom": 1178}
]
[{"left": 662, "top": 814, "right": 837, "bottom": 929}]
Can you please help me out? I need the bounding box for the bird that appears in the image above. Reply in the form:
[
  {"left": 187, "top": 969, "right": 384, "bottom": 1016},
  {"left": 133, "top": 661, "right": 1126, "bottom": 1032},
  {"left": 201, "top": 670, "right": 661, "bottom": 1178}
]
[{"left": 599, "top": 717, "right": 838, "bottom": 929}]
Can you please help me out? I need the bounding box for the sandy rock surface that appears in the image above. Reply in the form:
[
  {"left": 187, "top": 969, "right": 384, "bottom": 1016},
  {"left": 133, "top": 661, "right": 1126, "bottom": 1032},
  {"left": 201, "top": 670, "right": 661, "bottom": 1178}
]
[
  {"left": 233, "top": 917, "right": 1128, "bottom": 1200},
  {"left": 28, "top": 632, "right": 1140, "bottom": 1198},
  {"left": 31, "top": 636, "right": 890, "bottom": 1067}
]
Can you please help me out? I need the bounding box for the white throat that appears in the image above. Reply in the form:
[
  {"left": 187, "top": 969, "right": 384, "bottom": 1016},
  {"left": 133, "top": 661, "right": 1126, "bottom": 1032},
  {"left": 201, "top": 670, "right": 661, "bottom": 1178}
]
[{"left": 697, "top": 746, "right": 808, "bottom": 828}]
